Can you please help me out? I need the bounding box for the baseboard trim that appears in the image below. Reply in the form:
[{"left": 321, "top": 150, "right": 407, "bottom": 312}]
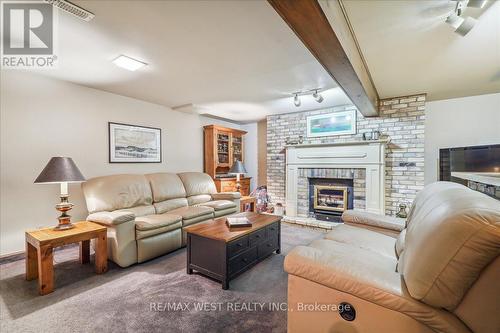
[
  {"left": 0, "top": 250, "right": 25, "bottom": 264},
  {"left": 0, "top": 243, "right": 78, "bottom": 265}
]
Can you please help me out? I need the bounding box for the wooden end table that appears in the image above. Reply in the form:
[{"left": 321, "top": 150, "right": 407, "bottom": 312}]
[
  {"left": 240, "top": 196, "right": 256, "bottom": 212},
  {"left": 185, "top": 212, "right": 282, "bottom": 290},
  {"left": 25, "top": 221, "right": 107, "bottom": 295}
]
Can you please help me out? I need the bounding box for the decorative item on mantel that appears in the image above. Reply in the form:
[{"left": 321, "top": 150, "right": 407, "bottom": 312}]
[
  {"left": 34, "top": 157, "right": 85, "bottom": 230},
  {"left": 396, "top": 203, "right": 408, "bottom": 219},
  {"left": 274, "top": 203, "right": 285, "bottom": 216},
  {"left": 285, "top": 136, "right": 304, "bottom": 145},
  {"left": 363, "top": 130, "right": 381, "bottom": 141}
]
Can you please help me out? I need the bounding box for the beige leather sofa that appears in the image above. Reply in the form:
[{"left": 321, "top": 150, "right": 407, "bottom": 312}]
[
  {"left": 285, "top": 182, "right": 500, "bottom": 333},
  {"left": 82, "top": 172, "right": 240, "bottom": 267}
]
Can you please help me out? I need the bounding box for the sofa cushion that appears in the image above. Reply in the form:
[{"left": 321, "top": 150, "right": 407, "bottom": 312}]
[
  {"left": 82, "top": 174, "right": 153, "bottom": 214},
  {"left": 402, "top": 184, "right": 500, "bottom": 310},
  {"left": 135, "top": 214, "right": 182, "bottom": 240},
  {"left": 146, "top": 173, "right": 187, "bottom": 202},
  {"left": 116, "top": 205, "right": 155, "bottom": 217},
  {"left": 177, "top": 172, "right": 217, "bottom": 197},
  {"left": 308, "top": 239, "right": 398, "bottom": 272},
  {"left": 324, "top": 224, "right": 397, "bottom": 259},
  {"left": 182, "top": 214, "right": 214, "bottom": 227},
  {"left": 200, "top": 200, "right": 237, "bottom": 211},
  {"left": 188, "top": 194, "right": 212, "bottom": 206},
  {"left": 135, "top": 213, "right": 182, "bottom": 231},
  {"left": 168, "top": 205, "right": 214, "bottom": 220},
  {"left": 154, "top": 198, "right": 188, "bottom": 214},
  {"left": 136, "top": 221, "right": 182, "bottom": 240}
]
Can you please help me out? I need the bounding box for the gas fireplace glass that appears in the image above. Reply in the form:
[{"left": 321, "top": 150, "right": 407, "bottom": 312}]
[{"left": 313, "top": 185, "right": 348, "bottom": 212}]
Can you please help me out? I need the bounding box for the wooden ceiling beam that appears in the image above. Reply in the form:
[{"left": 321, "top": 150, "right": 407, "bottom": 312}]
[{"left": 268, "top": 0, "right": 379, "bottom": 117}]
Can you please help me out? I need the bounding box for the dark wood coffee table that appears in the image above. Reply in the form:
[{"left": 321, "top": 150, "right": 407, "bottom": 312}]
[{"left": 184, "top": 212, "right": 282, "bottom": 289}]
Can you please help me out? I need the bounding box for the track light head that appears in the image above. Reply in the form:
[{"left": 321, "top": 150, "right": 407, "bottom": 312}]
[
  {"left": 467, "top": 0, "right": 488, "bottom": 8},
  {"left": 455, "top": 16, "right": 477, "bottom": 36},
  {"left": 293, "top": 93, "right": 301, "bottom": 107},
  {"left": 312, "top": 90, "right": 324, "bottom": 103},
  {"left": 446, "top": 13, "right": 464, "bottom": 29}
]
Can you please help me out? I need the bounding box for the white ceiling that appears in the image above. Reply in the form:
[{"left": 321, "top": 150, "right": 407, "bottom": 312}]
[
  {"left": 22, "top": 0, "right": 347, "bottom": 122},
  {"left": 342, "top": 0, "right": 500, "bottom": 101}
]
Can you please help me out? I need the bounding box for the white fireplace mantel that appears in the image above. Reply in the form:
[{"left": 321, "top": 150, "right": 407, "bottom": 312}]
[{"left": 285, "top": 140, "right": 387, "bottom": 217}]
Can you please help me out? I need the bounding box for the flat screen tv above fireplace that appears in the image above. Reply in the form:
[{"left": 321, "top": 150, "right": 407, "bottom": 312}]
[{"left": 439, "top": 144, "right": 500, "bottom": 185}]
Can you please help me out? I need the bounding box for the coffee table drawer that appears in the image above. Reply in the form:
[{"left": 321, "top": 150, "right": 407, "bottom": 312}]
[
  {"left": 228, "top": 235, "right": 249, "bottom": 257},
  {"left": 229, "top": 247, "right": 257, "bottom": 276},
  {"left": 257, "top": 234, "right": 279, "bottom": 259},
  {"left": 266, "top": 222, "right": 279, "bottom": 235},
  {"left": 249, "top": 228, "right": 267, "bottom": 246}
]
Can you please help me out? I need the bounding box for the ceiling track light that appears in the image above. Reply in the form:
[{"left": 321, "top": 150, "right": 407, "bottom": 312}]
[
  {"left": 455, "top": 16, "right": 477, "bottom": 36},
  {"left": 312, "top": 90, "right": 324, "bottom": 103},
  {"left": 293, "top": 93, "right": 301, "bottom": 107},
  {"left": 467, "top": 0, "right": 488, "bottom": 8},
  {"left": 447, "top": 0, "right": 484, "bottom": 36}
]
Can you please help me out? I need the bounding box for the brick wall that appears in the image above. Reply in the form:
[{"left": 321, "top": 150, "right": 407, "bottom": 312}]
[{"left": 266, "top": 94, "right": 426, "bottom": 216}]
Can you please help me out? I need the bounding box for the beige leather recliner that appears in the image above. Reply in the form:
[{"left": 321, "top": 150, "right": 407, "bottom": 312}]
[
  {"left": 285, "top": 182, "right": 500, "bottom": 333},
  {"left": 82, "top": 172, "right": 241, "bottom": 267}
]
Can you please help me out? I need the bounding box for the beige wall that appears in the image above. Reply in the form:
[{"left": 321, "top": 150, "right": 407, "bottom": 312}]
[
  {"left": 257, "top": 119, "right": 267, "bottom": 186},
  {"left": 425, "top": 93, "right": 500, "bottom": 184},
  {"left": 0, "top": 71, "right": 256, "bottom": 255},
  {"left": 241, "top": 123, "right": 258, "bottom": 191}
]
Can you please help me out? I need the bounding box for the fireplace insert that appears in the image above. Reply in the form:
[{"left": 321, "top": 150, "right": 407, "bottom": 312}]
[{"left": 309, "top": 178, "right": 353, "bottom": 222}]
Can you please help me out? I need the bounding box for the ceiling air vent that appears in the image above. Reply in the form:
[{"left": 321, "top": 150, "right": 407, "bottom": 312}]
[{"left": 44, "top": 0, "right": 95, "bottom": 22}]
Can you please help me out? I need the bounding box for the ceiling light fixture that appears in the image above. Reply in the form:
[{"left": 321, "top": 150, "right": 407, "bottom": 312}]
[
  {"left": 112, "top": 55, "right": 147, "bottom": 71},
  {"left": 445, "top": 13, "right": 465, "bottom": 29},
  {"left": 312, "top": 90, "right": 324, "bottom": 103},
  {"left": 454, "top": 16, "right": 477, "bottom": 36},
  {"left": 293, "top": 93, "right": 301, "bottom": 107},
  {"left": 467, "top": 0, "right": 488, "bottom": 8},
  {"left": 446, "top": 0, "right": 483, "bottom": 36},
  {"left": 44, "top": 0, "right": 95, "bottom": 22}
]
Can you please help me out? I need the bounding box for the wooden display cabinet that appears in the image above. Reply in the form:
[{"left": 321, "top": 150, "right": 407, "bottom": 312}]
[{"left": 204, "top": 125, "right": 251, "bottom": 195}]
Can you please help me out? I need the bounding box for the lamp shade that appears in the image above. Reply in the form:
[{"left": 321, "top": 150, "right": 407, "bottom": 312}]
[
  {"left": 229, "top": 160, "right": 247, "bottom": 174},
  {"left": 34, "top": 157, "right": 85, "bottom": 184}
]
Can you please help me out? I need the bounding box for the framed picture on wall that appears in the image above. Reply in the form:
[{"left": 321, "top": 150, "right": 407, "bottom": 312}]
[
  {"left": 306, "top": 110, "right": 357, "bottom": 137},
  {"left": 108, "top": 122, "right": 161, "bottom": 163}
]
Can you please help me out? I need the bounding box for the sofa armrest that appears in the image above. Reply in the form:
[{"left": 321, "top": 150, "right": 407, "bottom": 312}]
[
  {"left": 342, "top": 210, "right": 406, "bottom": 232},
  {"left": 211, "top": 192, "right": 242, "bottom": 200},
  {"left": 87, "top": 211, "right": 135, "bottom": 226}
]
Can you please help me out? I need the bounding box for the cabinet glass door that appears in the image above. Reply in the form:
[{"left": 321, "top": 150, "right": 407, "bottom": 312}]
[
  {"left": 232, "top": 135, "right": 242, "bottom": 163},
  {"left": 217, "top": 132, "right": 230, "bottom": 165}
]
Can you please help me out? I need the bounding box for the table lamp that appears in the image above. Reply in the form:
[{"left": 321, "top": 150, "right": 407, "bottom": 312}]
[
  {"left": 229, "top": 160, "right": 247, "bottom": 193},
  {"left": 34, "top": 157, "right": 85, "bottom": 230}
]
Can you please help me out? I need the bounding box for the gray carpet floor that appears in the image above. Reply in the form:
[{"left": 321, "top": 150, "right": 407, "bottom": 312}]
[{"left": 0, "top": 224, "right": 325, "bottom": 333}]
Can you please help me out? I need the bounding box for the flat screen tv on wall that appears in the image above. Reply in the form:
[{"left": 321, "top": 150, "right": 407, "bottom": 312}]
[{"left": 439, "top": 144, "right": 500, "bottom": 185}]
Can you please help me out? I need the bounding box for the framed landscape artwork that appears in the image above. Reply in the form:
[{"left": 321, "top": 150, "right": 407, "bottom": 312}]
[
  {"left": 306, "top": 110, "right": 357, "bottom": 137},
  {"left": 108, "top": 122, "right": 161, "bottom": 163}
]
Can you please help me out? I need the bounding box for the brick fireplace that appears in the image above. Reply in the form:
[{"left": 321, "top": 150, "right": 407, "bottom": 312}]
[
  {"left": 285, "top": 140, "right": 386, "bottom": 217},
  {"left": 267, "top": 94, "right": 426, "bottom": 216}
]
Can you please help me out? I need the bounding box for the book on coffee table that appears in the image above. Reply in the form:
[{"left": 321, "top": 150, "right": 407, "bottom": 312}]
[{"left": 226, "top": 217, "right": 252, "bottom": 228}]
